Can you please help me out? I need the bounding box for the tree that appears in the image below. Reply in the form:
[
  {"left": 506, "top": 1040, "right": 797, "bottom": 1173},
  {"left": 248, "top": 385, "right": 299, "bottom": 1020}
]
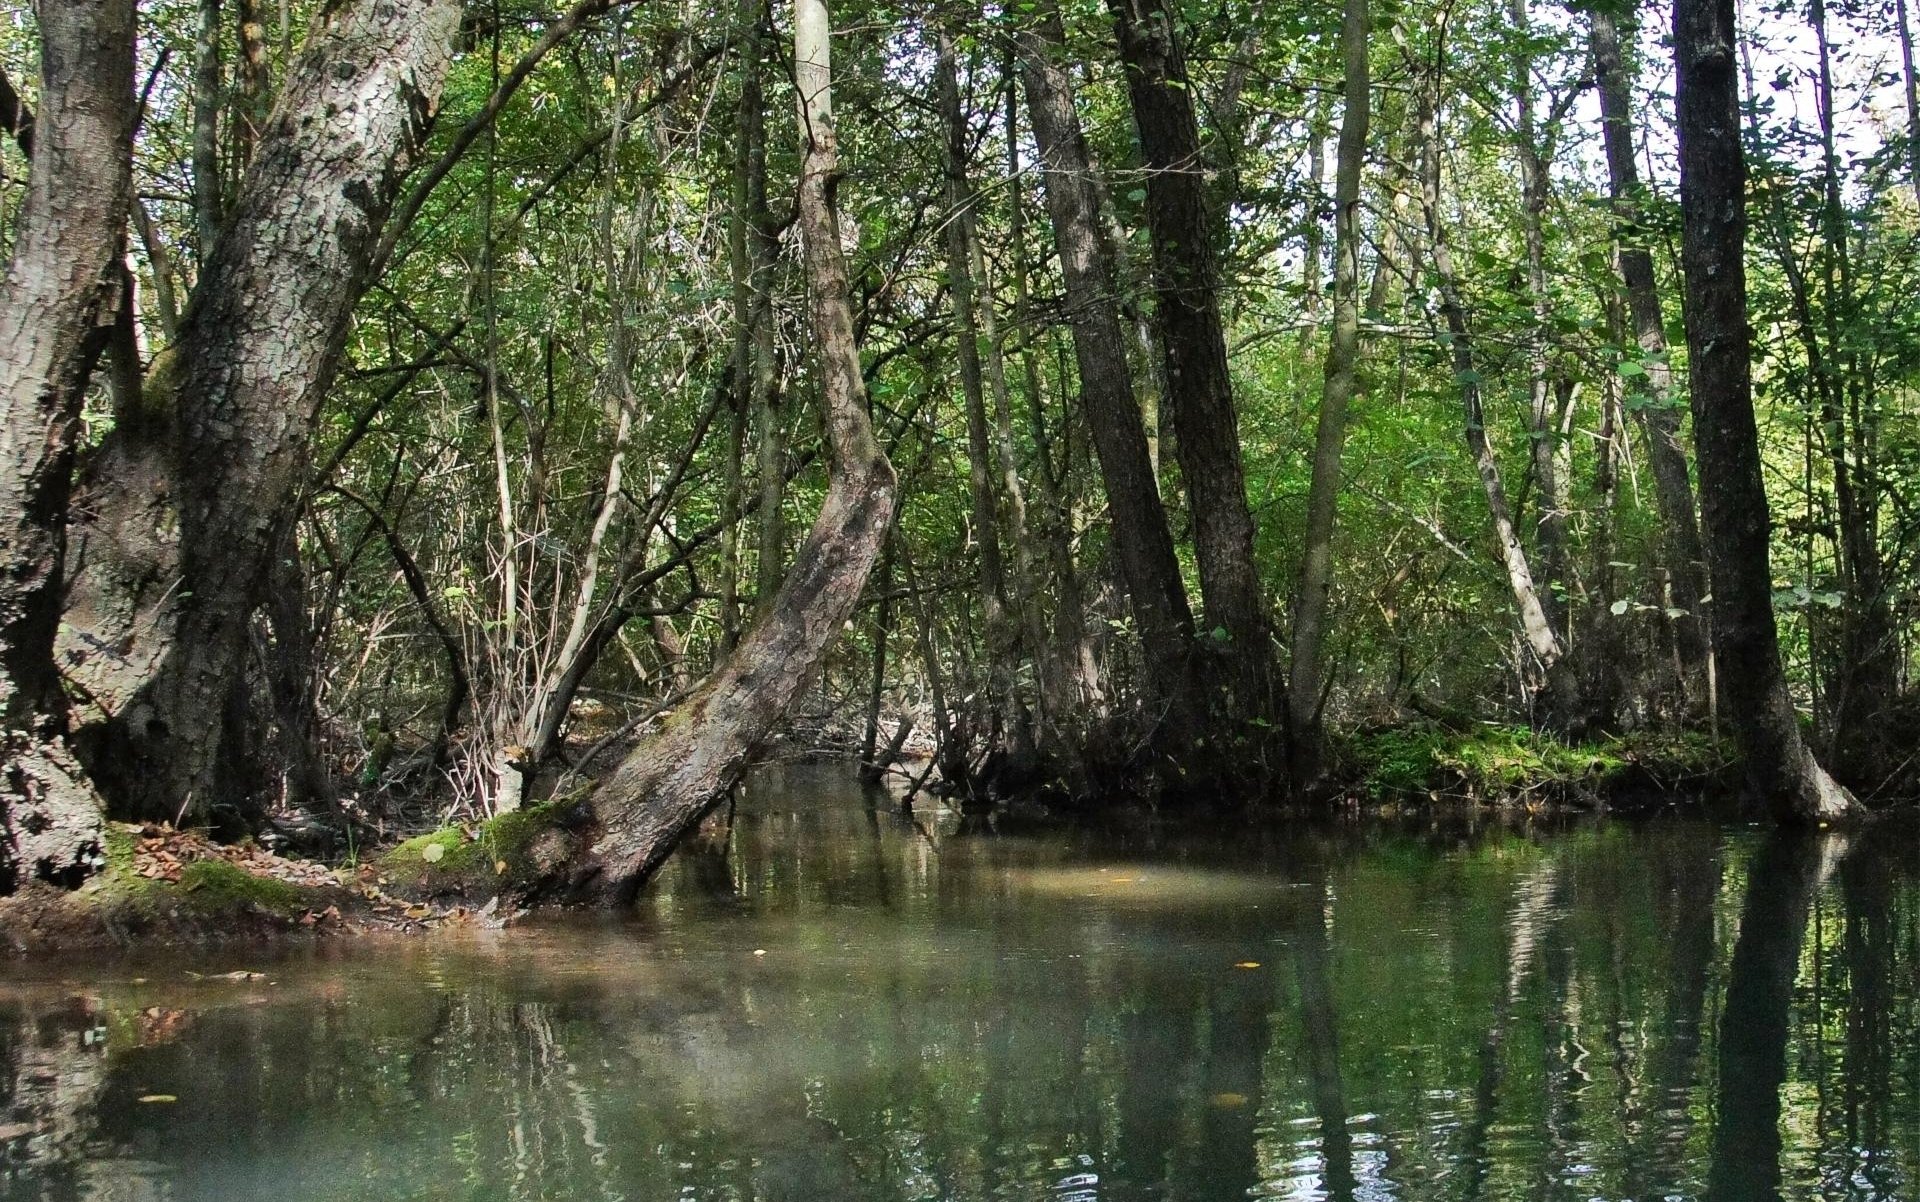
[
  {"left": 1671, "top": 0, "right": 1858, "bottom": 822},
  {"left": 1288, "top": 0, "right": 1370, "bottom": 785},
  {"left": 1589, "top": 3, "right": 1711, "bottom": 706},
  {"left": 1016, "top": 2, "right": 1206, "bottom": 770},
  {"left": 59, "top": 0, "right": 468, "bottom": 826},
  {"left": 1404, "top": 30, "right": 1564, "bottom": 688},
  {"left": 550, "top": 0, "right": 897, "bottom": 904},
  {"left": 1109, "top": 0, "right": 1279, "bottom": 770},
  {"left": 0, "top": 0, "right": 135, "bottom": 889}
]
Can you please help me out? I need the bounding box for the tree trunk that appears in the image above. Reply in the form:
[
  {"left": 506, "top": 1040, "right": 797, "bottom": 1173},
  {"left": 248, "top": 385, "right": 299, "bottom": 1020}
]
[
  {"left": 727, "top": 0, "right": 785, "bottom": 623},
  {"left": 1110, "top": 0, "right": 1279, "bottom": 766},
  {"left": 719, "top": 0, "right": 767, "bottom": 655},
  {"left": 60, "top": 0, "right": 466, "bottom": 823},
  {"left": 234, "top": 0, "right": 271, "bottom": 170},
  {"left": 192, "top": 0, "right": 224, "bottom": 255},
  {"left": 1016, "top": 5, "right": 1202, "bottom": 761},
  {"left": 935, "top": 31, "right": 1016, "bottom": 767},
  {"left": 1288, "top": 0, "right": 1369, "bottom": 786},
  {"left": 1409, "top": 61, "right": 1562, "bottom": 677},
  {"left": 553, "top": 0, "right": 896, "bottom": 905},
  {"left": 1002, "top": 54, "right": 1102, "bottom": 721},
  {"left": 1590, "top": 3, "right": 1711, "bottom": 706},
  {"left": 968, "top": 73, "right": 1047, "bottom": 750},
  {"left": 1671, "top": 0, "right": 1858, "bottom": 821},
  {"left": 0, "top": 0, "right": 134, "bottom": 892},
  {"left": 1509, "top": 0, "right": 1569, "bottom": 636},
  {"left": 1900, "top": 0, "right": 1920, "bottom": 207}
]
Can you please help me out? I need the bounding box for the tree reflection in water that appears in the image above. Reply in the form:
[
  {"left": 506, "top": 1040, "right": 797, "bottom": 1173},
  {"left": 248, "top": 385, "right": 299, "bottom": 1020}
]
[{"left": 1, "top": 770, "right": 1915, "bottom": 1202}]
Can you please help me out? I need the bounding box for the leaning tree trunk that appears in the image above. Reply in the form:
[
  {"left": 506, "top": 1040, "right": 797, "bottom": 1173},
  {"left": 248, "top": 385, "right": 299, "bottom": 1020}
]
[
  {"left": 1110, "top": 0, "right": 1280, "bottom": 773},
  {"left": 1016, "top": 4, "right": 1204, "bottom": 762},
  {"left": 1288, "top": 0, "right": 1369, "bottom": 787},
  {"left": 59, "top": 0, "right": 465, "bottom": 825},
  {"left": 551, "top": 0, "right": 896, "bottom": 906},
  {"left": 1671, "top": 0, "right": 1858, "bottom": 822},
  {"left": 0, "top": 0, "right": 134, "bottom": 891},
  {"left": 1591, "top": 4, "right": 1711, "bottom": 706}
]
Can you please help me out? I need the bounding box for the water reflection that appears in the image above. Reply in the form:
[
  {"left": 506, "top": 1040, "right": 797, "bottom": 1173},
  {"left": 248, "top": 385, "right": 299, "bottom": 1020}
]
[{"left": 2, "top": 766, "right": 1915, "bottom": 1202}]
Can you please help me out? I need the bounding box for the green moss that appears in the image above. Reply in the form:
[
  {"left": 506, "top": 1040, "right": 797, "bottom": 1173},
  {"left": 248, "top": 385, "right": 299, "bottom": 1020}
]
[
  {"left": 1343, "top": 724, "right": 1729, "bottom": 805},
  {"left": 176, "top": 859, "right": 305, "bottom": 915},
  {"left": 101, "top": 824, "right": 138, "bottom": 874},
  {"left": 379, "top": 801, "right": 571, "bottom": 894},
  {"left": 87, "top": 824, "right": 162, "bottom": 909},
  {"left": 5, "top": 825, "right": 332, "bottom": 947}
]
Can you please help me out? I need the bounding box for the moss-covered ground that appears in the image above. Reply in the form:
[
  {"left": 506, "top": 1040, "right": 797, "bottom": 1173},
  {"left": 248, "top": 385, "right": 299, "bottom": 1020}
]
[
  {"left": 1338, "top": 724, "right": 1734, "bottom": 809},
  {"left": 378, "top": 800, "right": 579, "bottom": 898}
]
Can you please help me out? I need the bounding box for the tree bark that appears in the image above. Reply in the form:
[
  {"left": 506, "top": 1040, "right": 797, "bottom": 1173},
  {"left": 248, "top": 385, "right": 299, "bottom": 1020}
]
[
  {"left": 553, "top": 0, "right": 896, "bottom": 905},
  {"left": 1288, "top": 0, "right": 1369, "bottom": 786},
  {"left": 1016, "top": 4, "right": 1203, "bottom": 760},
  {"left": 1590, "top": 3, "right": 1711, "bottom": 704},
  {"left": 192, "top": 0, "right": 224, "bottom": 256},
  {"left": 60, "top": 0, "right": 466, "bottom": 823},
  {"left": 0, "top": 0, "right": 134, "bottom": 892},
  {"left": 1671, "top": 0, "right": 1858, "bottom": 821},
  {"left": 1110, "top": 0, "right": 1279, "bottom": 762}
]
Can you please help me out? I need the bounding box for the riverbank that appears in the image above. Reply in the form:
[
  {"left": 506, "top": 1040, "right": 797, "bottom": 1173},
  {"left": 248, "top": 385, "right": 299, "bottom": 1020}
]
[
  {"left": 0, "top": 725, "right": 1789, "bottom": 955},
  {"left": 0, "top": 820, "right": 492, "bottom": 955}
]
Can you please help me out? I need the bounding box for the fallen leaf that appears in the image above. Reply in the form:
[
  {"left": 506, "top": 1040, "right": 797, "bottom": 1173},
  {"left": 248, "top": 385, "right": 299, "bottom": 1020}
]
[
  {"left": 136, "top": 1095, "right": 178, "bottom": 1104},
  {"left": 420, "top": 843, "right": 446, "bottom": 864},
  {"left": 1233, "top": 961, "right": 1262, "bottom": 970}
]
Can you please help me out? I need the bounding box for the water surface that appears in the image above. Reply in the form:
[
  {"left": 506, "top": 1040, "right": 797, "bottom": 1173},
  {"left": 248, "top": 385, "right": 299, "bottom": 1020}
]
[{"left": 2, "top": 765, "right": 1916, "bottom": 1201}]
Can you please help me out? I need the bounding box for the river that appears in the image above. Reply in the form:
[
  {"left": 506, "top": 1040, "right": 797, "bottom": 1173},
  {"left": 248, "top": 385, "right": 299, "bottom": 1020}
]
[{"left": 2, "top": 764, "right": 1915, "bottom": 1200}]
